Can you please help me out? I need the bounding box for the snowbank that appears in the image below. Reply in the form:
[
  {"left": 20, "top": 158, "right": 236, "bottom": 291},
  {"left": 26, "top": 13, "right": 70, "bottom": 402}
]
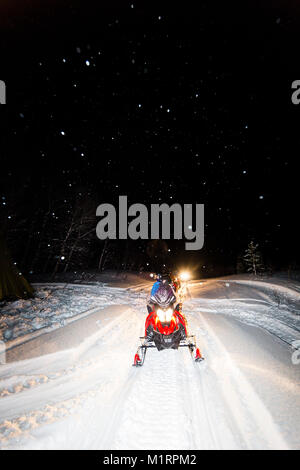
[
  {"left": 188, "top": 276, "right": 300, "bottom": 347},
  {"left": 0, "top": 280, "right": 149, "bottom": 346}
]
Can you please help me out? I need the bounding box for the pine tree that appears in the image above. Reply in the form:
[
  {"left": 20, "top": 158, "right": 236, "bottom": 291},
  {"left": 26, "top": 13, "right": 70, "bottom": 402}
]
[
  {"left": 243, "top": 241, "right": 264, "bottom": 276},
  {"left": 0, "top": 232, "right": 34, "bottom": 301}
]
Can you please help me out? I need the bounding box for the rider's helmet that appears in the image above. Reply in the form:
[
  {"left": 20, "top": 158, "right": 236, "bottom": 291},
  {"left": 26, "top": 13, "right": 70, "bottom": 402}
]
[{"left": 161, "top": 272, "right": 172, "bottom": 284}]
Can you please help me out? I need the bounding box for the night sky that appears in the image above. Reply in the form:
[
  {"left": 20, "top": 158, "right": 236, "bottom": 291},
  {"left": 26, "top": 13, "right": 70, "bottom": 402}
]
[{"left": 0, "top": 0, "right": 299, "bottom": 277}]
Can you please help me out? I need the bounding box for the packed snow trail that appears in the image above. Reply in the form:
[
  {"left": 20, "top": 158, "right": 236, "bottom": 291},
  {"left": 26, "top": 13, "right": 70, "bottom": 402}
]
[
  {"left": 97, "top": 311, "right": 290, "bottom": 450},
  {"left": 0, "top": 276, "right": 299, "bottom": 449}
]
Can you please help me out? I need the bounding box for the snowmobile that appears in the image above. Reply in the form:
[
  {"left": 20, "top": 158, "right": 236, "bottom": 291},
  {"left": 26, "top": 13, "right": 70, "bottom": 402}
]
[{"left": 133, "top": 283, "right": 204, "bottom": 366}]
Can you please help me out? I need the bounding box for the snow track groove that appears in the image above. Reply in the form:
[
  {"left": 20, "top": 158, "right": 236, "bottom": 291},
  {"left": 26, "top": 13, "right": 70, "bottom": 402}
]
[{"left": 191, "top": 312, "right": 289, "bottom": 450}]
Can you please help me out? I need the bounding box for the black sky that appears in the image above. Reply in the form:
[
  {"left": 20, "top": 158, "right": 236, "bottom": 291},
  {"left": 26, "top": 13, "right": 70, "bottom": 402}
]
[{"left": 0, "top": 1, "right": 300, "bottom": 275}]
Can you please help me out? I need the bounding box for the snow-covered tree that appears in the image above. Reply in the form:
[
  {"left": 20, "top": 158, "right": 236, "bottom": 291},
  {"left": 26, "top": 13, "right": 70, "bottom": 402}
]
[{"left": 243, "top": 241, "right": 264, "bottom": 276}]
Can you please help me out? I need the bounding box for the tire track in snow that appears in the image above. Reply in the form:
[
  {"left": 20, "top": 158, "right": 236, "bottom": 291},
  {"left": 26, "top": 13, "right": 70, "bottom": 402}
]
[
  {"left": 103, "top": 344, "right": 228, "bottom": 450},
  {"left": 108, "top": 348, "right": 196, "bottom": 450},
  {"left": 189, "top": 311, "right": 289, "bottom": 450},
  {"left": 178, "top": 349, "right": 220, "bottom": 449},
  {"left": 0, "top": 305, "right": 143, "bottom": 448}
]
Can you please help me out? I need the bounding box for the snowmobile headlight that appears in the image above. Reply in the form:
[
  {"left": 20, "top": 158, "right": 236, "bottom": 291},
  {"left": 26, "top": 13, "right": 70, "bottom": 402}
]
[
  {"left": 157, "top": 308, "right": 173, "bottom": 323},
  {"left": 179, "top": 271, "right": 190, "bottom": 281}
]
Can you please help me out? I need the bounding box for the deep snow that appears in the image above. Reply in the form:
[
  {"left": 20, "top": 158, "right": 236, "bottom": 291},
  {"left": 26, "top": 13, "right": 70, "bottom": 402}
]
[
  {"left": 0, "top": 274, "right": 299, "bottom": 449},
  {"left": 0, "top": 283, "right": 135, "bottom": 344}
]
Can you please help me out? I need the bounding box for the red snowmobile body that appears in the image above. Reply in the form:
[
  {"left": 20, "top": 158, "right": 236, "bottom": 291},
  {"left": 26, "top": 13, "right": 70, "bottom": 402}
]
[
  {"left": 133, "top": 305, "right": 204, "bottom": 366},
  {"left": 172, "top": 279, "right": 181, "bottom": 293},
  {"left": 144, "top": 308, "right": 187, "bottom": 351}
]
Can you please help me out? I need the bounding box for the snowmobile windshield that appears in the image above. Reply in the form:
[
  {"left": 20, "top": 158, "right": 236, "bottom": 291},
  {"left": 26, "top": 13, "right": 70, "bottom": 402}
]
[{"left": 150, "top": 283, "right": 176, "bottom": 308}]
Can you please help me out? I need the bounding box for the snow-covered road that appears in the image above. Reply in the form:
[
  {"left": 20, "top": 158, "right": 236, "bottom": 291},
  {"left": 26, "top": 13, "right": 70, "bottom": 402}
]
[{"left": 0, "top": 276, "right": 299, "bottom": 450}]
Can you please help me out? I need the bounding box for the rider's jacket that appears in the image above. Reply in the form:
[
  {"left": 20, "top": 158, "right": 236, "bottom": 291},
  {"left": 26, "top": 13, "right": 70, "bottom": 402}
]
[{"left": 150, "top": 281, "right": 161, "bottom": 297}]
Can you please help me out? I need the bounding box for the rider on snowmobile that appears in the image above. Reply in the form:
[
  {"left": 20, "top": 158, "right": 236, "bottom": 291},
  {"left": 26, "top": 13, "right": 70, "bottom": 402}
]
[
  {"left": 150, "top": 273, "right": 163, "bottom": 298},
  {"left": 149, "top": 280, "right": 176, "bottom": 308},
  {"left": 170, "top": 271, "right": 181, "bottom": 293},
  {"left": 149, "top": 272, "right": 175, "bottom": 305},
  {"left": 132, "top": 272, "right": 203, "bottom": 365},
  {"left": 146, "top": 280, "right": 177, "bottom": 342}
]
